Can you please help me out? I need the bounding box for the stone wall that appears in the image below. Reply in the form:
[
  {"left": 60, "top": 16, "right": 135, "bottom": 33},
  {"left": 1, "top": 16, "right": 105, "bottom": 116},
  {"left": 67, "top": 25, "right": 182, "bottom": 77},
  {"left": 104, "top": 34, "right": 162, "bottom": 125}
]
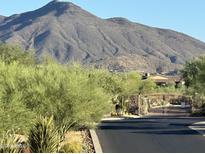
[
  {"left": 128, "top": 93, "right": 192, "bottom": 115},
  {"left": 144, "top": 93, "right": 192, "bottom": 108}
]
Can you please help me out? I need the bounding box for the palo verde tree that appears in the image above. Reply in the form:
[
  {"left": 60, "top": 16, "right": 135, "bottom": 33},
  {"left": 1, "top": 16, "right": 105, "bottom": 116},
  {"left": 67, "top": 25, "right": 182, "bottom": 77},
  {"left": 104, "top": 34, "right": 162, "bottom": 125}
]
[
  {"left": 181, "top": 56, "right": 205, "bottom": 94},
  {"left": 181, "top": 56, "right": 205, "bottom": 111},
  {"left": 0, "top": 44, "right": 36, "bottom": 65}
]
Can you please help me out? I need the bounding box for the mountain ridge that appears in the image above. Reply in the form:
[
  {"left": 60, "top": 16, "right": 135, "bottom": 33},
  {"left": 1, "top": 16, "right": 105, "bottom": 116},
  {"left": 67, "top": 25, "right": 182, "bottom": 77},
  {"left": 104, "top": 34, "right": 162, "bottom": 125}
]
[
  {"left": 0, "top": 15, "right": 5, "bottom": 22},
  {"left": 0, "top": 0, "right": 205, "bottom": 73}
]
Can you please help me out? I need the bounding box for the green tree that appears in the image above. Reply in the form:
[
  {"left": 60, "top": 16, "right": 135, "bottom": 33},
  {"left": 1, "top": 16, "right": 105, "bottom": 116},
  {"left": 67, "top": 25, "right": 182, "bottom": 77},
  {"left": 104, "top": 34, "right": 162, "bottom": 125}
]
[
  {"left": 0, "top": 44, "right": 36, "bottom": 65},
  {"left": 0, "top": 62, "right": 36, "bottom": 135},
  {"left": 138, "top": 79, "right": 156, "bottom": 95},
  {"left": 181, "top": 56, "right": 205, "bottom": 94}
]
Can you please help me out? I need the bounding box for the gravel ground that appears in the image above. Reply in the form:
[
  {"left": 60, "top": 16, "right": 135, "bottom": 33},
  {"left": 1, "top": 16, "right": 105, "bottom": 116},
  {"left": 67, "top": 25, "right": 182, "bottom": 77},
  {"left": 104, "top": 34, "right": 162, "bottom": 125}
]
[{"left": 82, "top": 130, "right": 95, "bottom": 153}]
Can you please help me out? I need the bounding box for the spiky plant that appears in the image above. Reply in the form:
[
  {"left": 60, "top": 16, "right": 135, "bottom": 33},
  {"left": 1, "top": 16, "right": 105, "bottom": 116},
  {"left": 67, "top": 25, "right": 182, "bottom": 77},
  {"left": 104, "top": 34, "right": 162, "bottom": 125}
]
[
  {"left": 28, "top": 116, "right": 61, "bottom": 153},
  {"left": 0, "top": 130, "right": 21, "bottom": 153}
]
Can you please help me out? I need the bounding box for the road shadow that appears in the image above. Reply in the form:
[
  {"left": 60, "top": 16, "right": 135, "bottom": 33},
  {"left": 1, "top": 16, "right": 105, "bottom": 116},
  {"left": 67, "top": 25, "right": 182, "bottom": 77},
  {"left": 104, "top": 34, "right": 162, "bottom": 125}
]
[
  {"left": 101, "top": 120, "right": 162, "bottom": 124},
  {"left": 98, "top": 124, "right": 200, "bottom": 136},
  {"left": 98, "top": 125, "right": 167, "bottom": 130},
  {"left": 98, "top": 116, "right": 205, "bottom": 136},
  {"left": 129, "top": 129, "right": 199, "bottom": 135}
]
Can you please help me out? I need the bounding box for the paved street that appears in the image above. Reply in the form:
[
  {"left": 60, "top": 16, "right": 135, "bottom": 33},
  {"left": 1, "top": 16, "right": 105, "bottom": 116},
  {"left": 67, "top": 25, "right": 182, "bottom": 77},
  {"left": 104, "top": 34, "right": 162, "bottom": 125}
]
[{"left": 96, "top": 107, "right": 205, "bottom": 153}]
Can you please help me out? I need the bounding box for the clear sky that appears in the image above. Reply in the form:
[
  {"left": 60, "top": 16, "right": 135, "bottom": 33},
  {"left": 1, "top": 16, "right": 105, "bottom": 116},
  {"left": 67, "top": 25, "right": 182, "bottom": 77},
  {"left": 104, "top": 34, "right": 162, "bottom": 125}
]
[{"left": 0, "top": 0, "right": 204, "bottom": 42}]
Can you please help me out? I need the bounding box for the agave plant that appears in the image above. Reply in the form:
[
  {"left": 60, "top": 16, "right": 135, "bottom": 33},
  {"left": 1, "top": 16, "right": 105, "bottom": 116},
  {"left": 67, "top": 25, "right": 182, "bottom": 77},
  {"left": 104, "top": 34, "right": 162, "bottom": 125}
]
[
  {"left": 0, "top": 130, "right": 22, "bottom": 153},
  {"left": 28, "top": 116, "right": 61, "bottom": 153}
]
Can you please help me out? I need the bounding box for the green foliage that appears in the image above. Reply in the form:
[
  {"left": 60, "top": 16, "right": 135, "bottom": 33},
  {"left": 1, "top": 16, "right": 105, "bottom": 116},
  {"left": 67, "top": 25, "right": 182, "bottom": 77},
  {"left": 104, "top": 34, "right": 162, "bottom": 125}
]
[
  {"left": 28, "top": 116, "right": 60, "bottom": 153},
  {"left": 0, "top": 130, "right": 22, "bottom": 153},
  {"left": 0, "top": 44, "right": 36, "bottom": 65},
  {"left": 0, "top": 43, "right": 165, "bottom": 135},
  {"left": 180, "top": 56, "right": 205, "bottom": 113},
  {"left": 59, "top": 141, "right": 82, "bottom": 153},
  {"left": 181, "top": 60, "right": 199, "bottom": 88},
  {"left": 95, "top": 71, "right": 156, "bottom": 113},
  {"left": 139, "top": 79, "right": 156, "bottom": 94},
  {"left": 122, "top": 71, "right": 142, "bottom": 95},
  {"left": 154, "top": 83, "right": 185, "bottom": 94},
  {"left": 0, "top": 60, "right": 112, "bottom": 132},
  {"left": 0, "top": 62, "right": 36, "bottom": 135},
  {"left": 93, "top": 70, "right": 123, "bottom": 95},
  {"left": 181, "top": 56, "right": 205, "bottom": 95}
]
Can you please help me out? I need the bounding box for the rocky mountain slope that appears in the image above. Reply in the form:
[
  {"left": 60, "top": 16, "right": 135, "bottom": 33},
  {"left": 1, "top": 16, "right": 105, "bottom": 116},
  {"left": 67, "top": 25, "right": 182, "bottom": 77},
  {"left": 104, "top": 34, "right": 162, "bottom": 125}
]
[
  {"left": 0, "top": 0, "right": 205, "bottom": 73},
  {"left": 0, "top": 15, "right": 5, "bottom": 22}
]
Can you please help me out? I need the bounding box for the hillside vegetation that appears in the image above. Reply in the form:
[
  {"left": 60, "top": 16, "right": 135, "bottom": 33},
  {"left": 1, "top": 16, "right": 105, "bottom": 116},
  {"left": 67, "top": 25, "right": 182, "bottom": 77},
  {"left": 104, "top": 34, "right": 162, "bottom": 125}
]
[
  {"left": 0, "top": 44, "right": 159, "bottom": 136},
  {"left": 0, "top": 44, "right": 196, "bottom": 152}
]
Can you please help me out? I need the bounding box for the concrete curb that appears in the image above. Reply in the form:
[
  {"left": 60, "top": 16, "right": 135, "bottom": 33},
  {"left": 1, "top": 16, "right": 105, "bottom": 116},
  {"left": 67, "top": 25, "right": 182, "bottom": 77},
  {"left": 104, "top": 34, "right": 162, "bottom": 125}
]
[
  {"left": 101, "top": 115, "right": 141, "bottom": 121},
  {"left": 89, "top": 129, "right": 103, "bottom": 153},
  {"left": 189, "top": 121, "right": 205, "bottom": 136}
]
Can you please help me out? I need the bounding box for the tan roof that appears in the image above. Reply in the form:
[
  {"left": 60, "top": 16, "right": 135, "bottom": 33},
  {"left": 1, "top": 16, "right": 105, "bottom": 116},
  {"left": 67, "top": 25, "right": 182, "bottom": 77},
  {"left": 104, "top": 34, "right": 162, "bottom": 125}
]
[
  {"left": 150, "top": 75, "right": 182, "bottom": 83},
  {"left": 150, "top": 76, "right": 168, "bottom": 80}
]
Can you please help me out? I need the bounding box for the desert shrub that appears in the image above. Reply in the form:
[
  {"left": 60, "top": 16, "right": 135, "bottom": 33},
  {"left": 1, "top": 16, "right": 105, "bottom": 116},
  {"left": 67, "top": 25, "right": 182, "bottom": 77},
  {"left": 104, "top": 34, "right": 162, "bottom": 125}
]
[
  {"left": 0, "top": 60, "right": 112, "bottom": 132},
  {"left": 59, "top": 141, "right": 82, "bottom": 153},
  {"left": 0, "top": 130, "right": 22, "bottom": 153},
  {"left": 0, "top": 62, "right": 36, "bottom": 135},
  {"left": 181, "top": 56, "right": 205, "bottom": 95},
  {"left": 139, "top": 79, "right": 156, "bottom": 94},
  {"left": 0, "top": 44, "right": 164, "bottom": 134},
  {"left": 0, "top": 44, "right": 36, "bottom": 65},
  {"left": 33, "top": 64, "right": 112, "bottom": 128},
  {"left": 28, "top": 116, "right": 61, "bottom": 153},
  {"left": 154, "top": 83, "right": 185, "bottom": 94}
]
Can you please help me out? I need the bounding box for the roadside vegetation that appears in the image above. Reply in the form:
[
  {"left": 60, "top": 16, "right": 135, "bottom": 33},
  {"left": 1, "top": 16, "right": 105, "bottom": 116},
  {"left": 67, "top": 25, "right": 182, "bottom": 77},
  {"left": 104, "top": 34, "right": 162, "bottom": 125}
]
[
  {"left": 181, "top": 56, "right": 205, "bottom": 115},
  {"left": 0, "top": 44, "right": 158, "bottom": 135},
  {"left": 0, "top": 44, "right": 188, "bottom": 152},
  {"left": 154, "top": 83, "right": 185, "bottom": 94}
]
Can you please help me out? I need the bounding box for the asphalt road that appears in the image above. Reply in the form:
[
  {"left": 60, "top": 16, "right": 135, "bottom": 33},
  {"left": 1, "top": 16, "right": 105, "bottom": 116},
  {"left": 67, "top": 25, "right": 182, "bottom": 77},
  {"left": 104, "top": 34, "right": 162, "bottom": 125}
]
[{"left": 97, "top": 115, "right": 205, "bottom": 153}]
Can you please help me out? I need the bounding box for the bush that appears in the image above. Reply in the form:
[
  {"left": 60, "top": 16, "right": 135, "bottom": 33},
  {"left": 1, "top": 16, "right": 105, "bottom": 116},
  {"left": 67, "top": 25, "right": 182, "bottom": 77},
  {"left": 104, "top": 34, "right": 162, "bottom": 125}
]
[
  {"left": 28, "top": 116, "right": 61, "bottom": 153},
  {"left": 0, "top": 130, "right": 22, "bottom": 153},
  {"left": 0, "top": 44, "right": 162, "bottom": 134},
  {"left": 139, "top": 79, "right": 156, "bottom": 94},
  {"left": 0, "top": 44, "right": 36, "bottom": 65},
  {"left": 154, "top": 84, "right": 185, "bottom": 94},
  {"left": 181, "top": 56, "right": 205, "bottom": 95},
  {"left": 0, "top": 62, "right": 36, "bottom": 135},
  {"left": 0, "top": 61, "right": 112, "bottom": 133},
  {"left": 59, "top": 141, "right": 82, "bottom": 153}
]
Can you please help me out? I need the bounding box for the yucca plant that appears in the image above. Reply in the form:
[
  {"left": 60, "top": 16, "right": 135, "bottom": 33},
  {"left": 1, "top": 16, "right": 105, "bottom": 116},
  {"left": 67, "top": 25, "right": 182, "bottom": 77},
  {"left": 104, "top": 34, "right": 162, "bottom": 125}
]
[
  {"left": 0, "top": 130, "right": 22, "bottom": 153},
  {"left": 28, "top": 116, "right": 61, "bottom": 153}
]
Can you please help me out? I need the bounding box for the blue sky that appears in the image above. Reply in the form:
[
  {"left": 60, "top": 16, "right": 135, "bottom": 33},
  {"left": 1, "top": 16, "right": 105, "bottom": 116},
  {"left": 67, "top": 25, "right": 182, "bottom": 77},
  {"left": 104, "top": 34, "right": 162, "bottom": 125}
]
[{"left": 0, "top": 0, "right": 204, "bottom": 42}]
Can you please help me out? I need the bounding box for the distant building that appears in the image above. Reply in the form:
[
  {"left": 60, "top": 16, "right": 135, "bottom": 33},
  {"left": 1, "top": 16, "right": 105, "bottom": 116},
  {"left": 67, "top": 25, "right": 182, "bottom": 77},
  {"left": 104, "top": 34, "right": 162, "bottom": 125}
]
[{"left": 142, "top": 73, "right": 184, "bottom": 87}]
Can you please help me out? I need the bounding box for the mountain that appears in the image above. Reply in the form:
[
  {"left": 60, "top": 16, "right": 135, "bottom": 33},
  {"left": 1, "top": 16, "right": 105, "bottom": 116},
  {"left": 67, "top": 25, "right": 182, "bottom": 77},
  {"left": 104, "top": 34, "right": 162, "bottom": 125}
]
[
  {"left": 0, "top": 15, "right": 5, "bottom": 22},
  {"left": 0, "top": 0, "right": 205, "bottom": 73}
]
